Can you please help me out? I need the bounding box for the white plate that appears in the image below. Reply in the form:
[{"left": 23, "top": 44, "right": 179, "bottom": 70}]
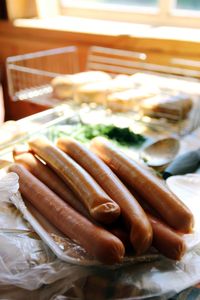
[{"left": 167, "top": 174, "right": 200, "bottom": 232}]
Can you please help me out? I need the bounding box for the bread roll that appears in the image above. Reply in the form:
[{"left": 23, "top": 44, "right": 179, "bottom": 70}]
[
  {"left": 74, "top": 80, "right": 112, "bottom": 104},
  {"left": 51, "top": 71, "right": 111, "bottom": 99},
  {"left": 106, "top": 88, "right": 156, "bottom": 112},
  {"left": 75, "top": 75, "right": 135, "bottom": 104},
  {"left": 141, "top": 94, "right": 193, "bottom": 120}
]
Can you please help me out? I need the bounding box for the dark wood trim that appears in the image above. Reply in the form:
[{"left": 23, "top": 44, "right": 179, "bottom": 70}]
[{"left": 0, "top": 1, "right": 8, "bottom": 20}]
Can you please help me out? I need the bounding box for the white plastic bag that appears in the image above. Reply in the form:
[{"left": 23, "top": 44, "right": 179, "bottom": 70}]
[{"left": 0, "top": 173, "right": 91, "bottom": 292}]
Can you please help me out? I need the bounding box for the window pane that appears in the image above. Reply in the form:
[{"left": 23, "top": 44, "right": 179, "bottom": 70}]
[
  {"left": 89, "top": 0, "right": 157, "bottom": 7},
  {"left": 62, "top": 0, "right": 158, "bottom": 8},
  {"left": 176, "top": 0, "right": 200, "bottom": 11}
]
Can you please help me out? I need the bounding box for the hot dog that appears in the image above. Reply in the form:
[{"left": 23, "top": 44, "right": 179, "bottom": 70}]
[
  {"left": 127, "top": 186, "right": 186, "bottom": 260},
  {"left": 127, "top": 185, "right": 161, "bottom": 219},
  {"left": 147, "top": 214, "right": 186, "bottom": 260},
  {"left": 28, "top": 137, "right": 121, "bottom": 225},
  {"left": 9, "top": 163, "right": 125, "bottom": 264},
  {"left": 57, "top": 137, "right": 152, "bottom": 255},
  {"left": 14, "top": 152, "right": 131, "bottom": 247},
  {"left": 13, "top": 152, "right": 90, "bottom": 219},
  {"left": 90, "top": 137, "right": 194, "bottom": 233},
  {"left": 109, "top": 227, "right": 131, "bottom": 250}
]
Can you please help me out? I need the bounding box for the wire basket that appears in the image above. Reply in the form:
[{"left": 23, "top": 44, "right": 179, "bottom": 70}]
[
  {"left": 6, "top": 45, "right": 200, "bottom": 135},
  {"left": 6, "top": 46, "right": 79, "bottom": 105},
  {"left": 86, "top": 46, "right": 200, "bottom": 135},
  {"left": 86, "top": 46, "right": 200, "bottom": 78}
]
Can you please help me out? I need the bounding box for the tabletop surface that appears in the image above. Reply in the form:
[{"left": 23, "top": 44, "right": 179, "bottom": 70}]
[{"left": 0, "top": 114, "right": 200, "bottom": 300}]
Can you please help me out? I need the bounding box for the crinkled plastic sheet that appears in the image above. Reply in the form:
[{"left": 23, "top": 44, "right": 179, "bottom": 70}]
[
  {"left": 1, "top": 173, "right": 200, "bottom": 299},
  {"left": 0, "top": 173, "right": 92, "bottom": 289}
]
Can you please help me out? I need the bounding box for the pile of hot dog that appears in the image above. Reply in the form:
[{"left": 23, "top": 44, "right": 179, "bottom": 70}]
[{"left": 9, "top": 136, "right": 194, "bottom": 265}]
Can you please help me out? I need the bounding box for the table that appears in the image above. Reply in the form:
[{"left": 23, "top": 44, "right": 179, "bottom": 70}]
[{"left": 1, "top": 113, "right": 200, "bottom": 300}]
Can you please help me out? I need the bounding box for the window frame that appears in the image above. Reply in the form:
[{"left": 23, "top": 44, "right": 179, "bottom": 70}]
[{"left": 59, "top": 0, "right": 200, "bottom": 28}]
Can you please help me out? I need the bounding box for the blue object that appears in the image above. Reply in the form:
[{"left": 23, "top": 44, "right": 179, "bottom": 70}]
[{"left": 163, "top": 149, "right": 200, "bottom": 179}]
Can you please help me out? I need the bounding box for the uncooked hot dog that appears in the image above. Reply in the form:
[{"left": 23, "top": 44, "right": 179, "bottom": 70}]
[
  {"left": 57, "top": 137, "right": 152, "bottom": 255},
  {"left": 28, "top": 137, "right": 121, "bottom": 225},
  {"left": 9, "top": 163, "right": 125, "bottom": 264},
  {"left": 90, "top": 137, "right": 194, "bottom": 233},
  {"left": 14, "top": 152, "right": 131, "bottom": 247},
  {"left": 14, "top": 152, "right": 90, "bottom": 219},
  {"left": 128, "top": 186, "right": 186, "bottom": 260}
]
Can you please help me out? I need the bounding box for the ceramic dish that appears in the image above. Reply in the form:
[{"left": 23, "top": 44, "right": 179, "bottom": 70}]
[{"left": 167, "top": 174, "right": 200, "bottom": 232}]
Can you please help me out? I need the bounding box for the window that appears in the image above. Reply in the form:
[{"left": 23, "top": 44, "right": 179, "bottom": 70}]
[
  {"left": 63, "top": 0, "right": 158, "bottom": 8},
  {"left": 176, "top": 0, "right": 200, "bottom": 11},
  {"left": 60, "top": 0, "right": 200, "bottom": 28}
]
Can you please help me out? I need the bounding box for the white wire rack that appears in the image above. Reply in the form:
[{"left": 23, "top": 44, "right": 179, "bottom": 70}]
[
  {"left": 86, "top": 46, "right": 200, "bottom": 79},
  {"left": 6, "top": 45, "right": 200, "bottom": 135},
  {"left": 86, "top": 46, "right": 200, "bottom": 135},
  {"left": 6, "top": 46, "right": 79, "bottom": 104},
  {"left": 86, "top": 46, "right": 147, "bottom": 76}
]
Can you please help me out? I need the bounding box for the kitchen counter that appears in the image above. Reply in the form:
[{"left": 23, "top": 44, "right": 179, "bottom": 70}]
[{"left": 0, "top": 107, "right": 200, "bottom": 300}]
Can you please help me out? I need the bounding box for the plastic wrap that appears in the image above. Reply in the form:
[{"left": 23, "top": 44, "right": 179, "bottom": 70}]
[
  {"left": 0, "top": 173, "right": 91, "bottom": 291},
  {"left": 9, "top": 190, "right": 161, "bottom": 267},
  {"left": 1, "top": 172, "right": 200, "bottom": 299}
]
